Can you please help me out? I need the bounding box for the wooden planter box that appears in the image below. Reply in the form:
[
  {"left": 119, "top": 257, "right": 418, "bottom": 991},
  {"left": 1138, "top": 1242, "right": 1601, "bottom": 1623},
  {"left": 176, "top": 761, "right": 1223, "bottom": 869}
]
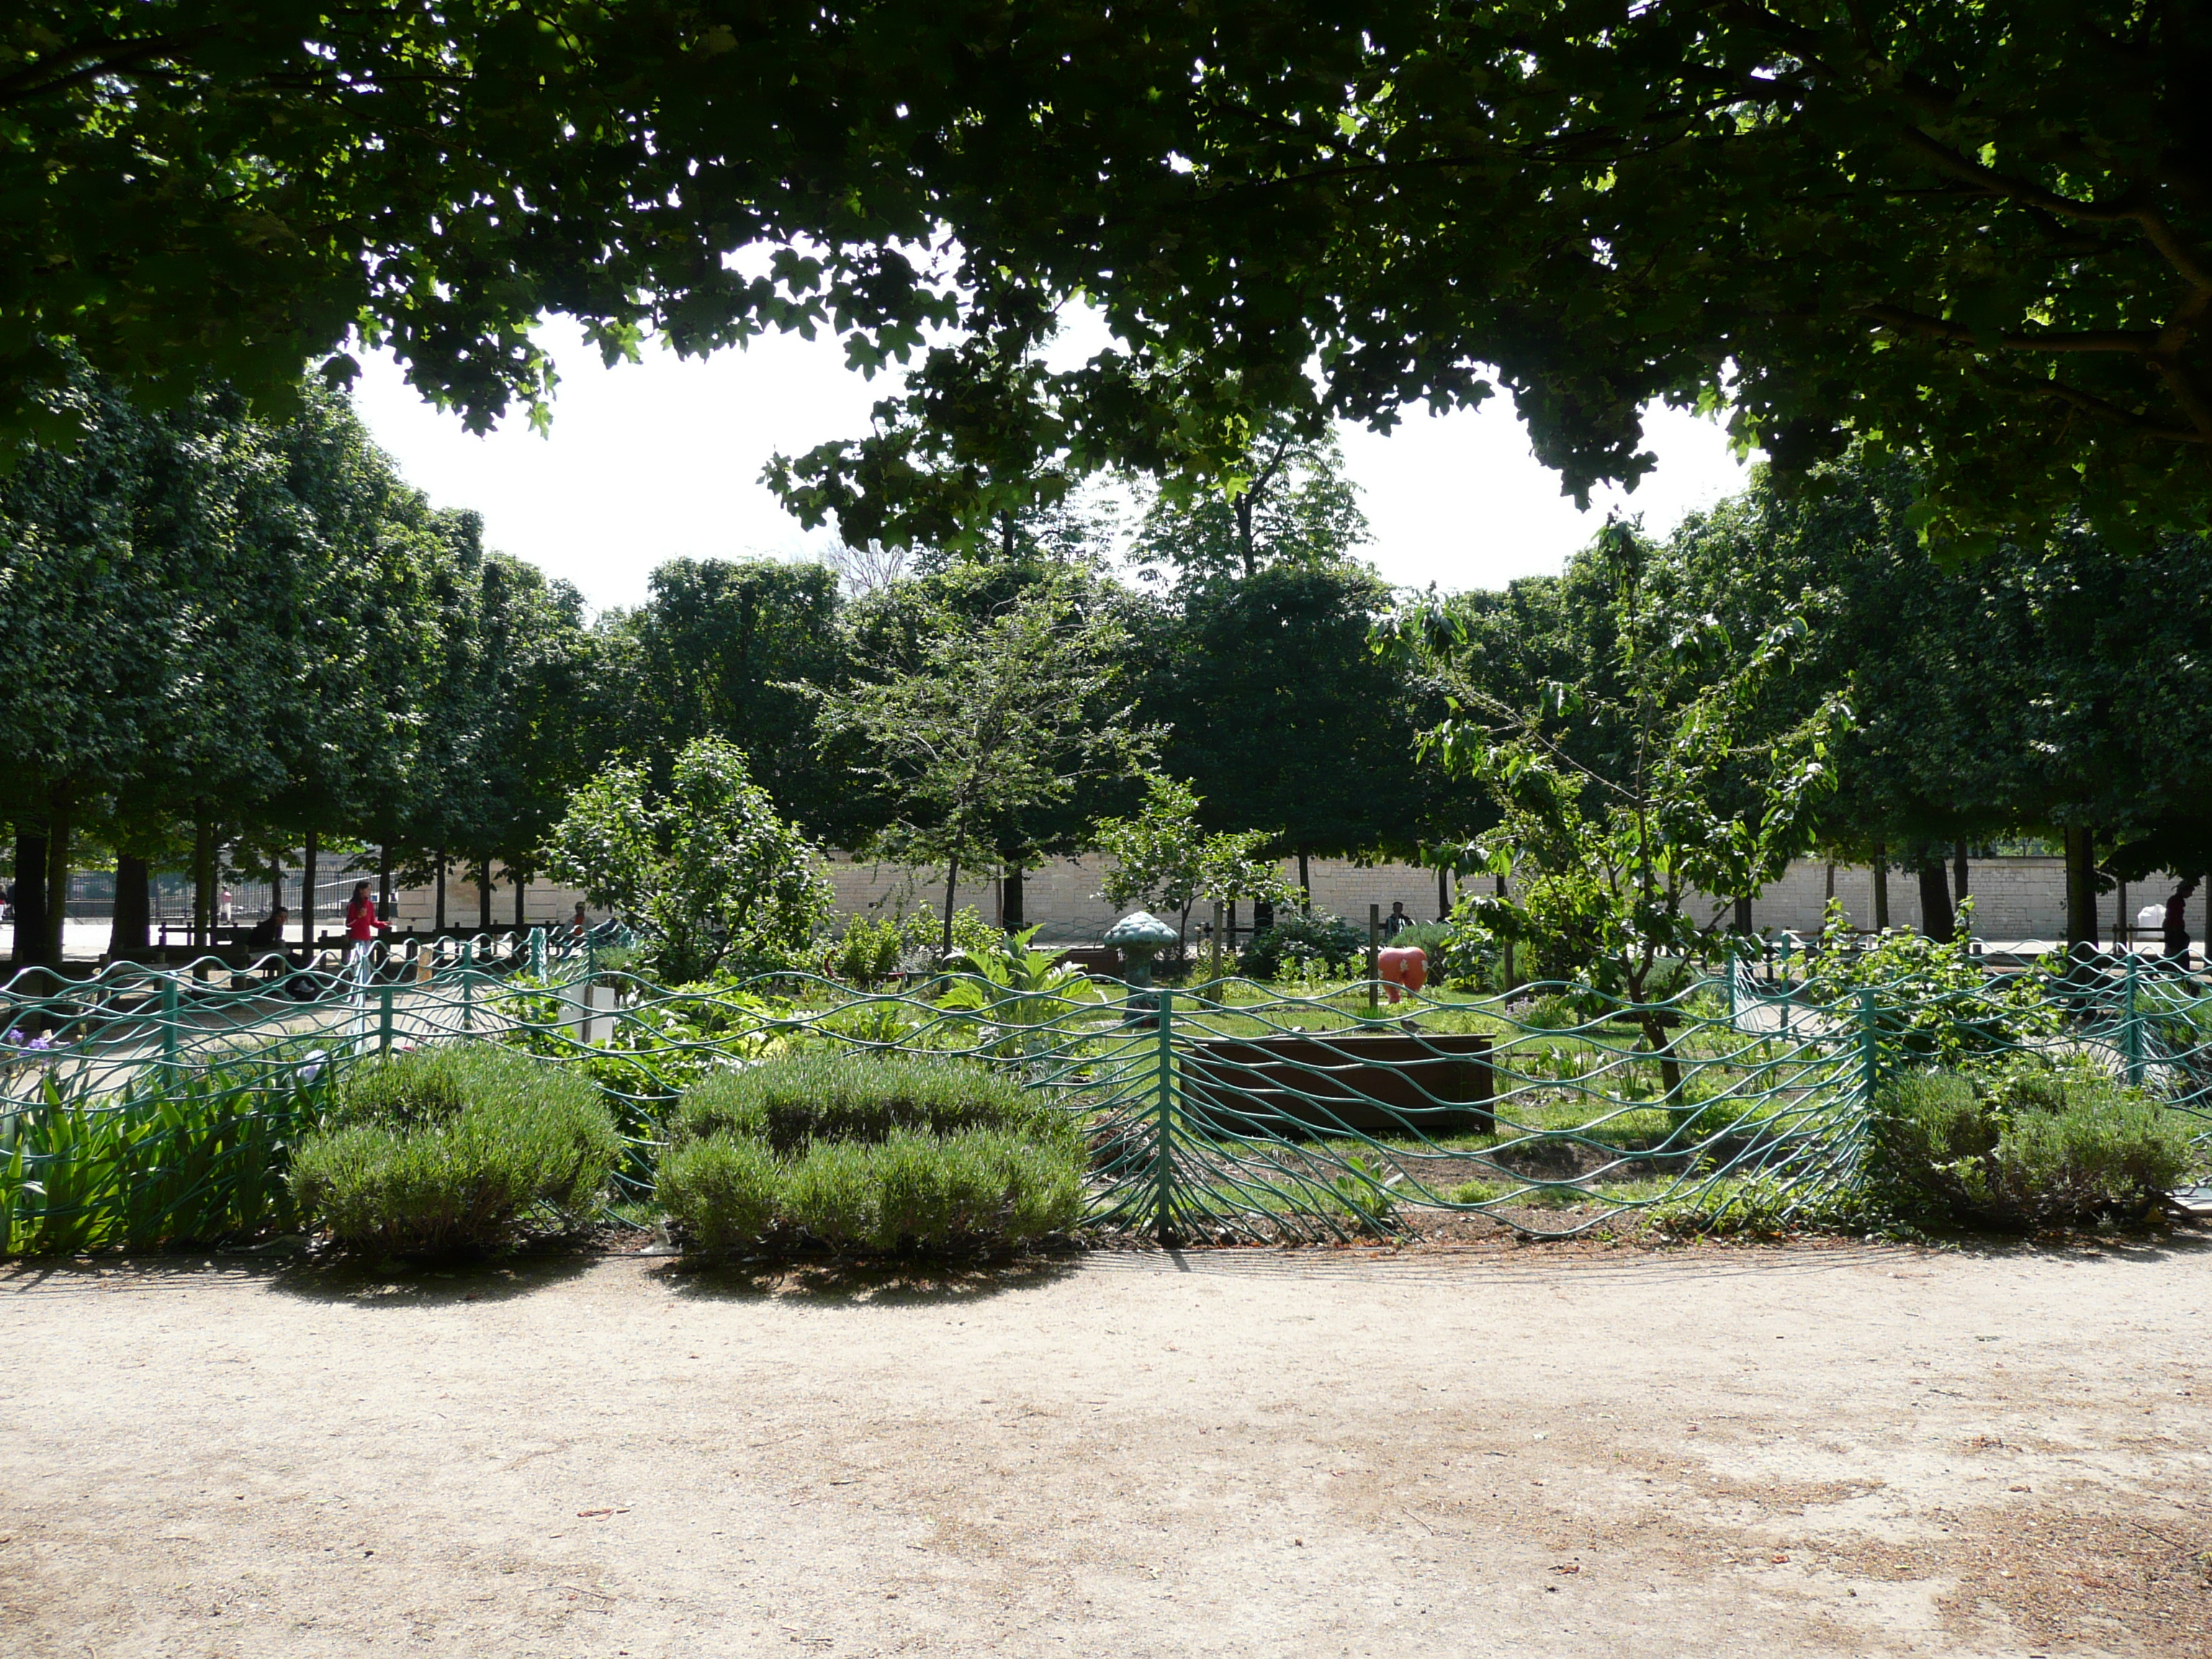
[{"left": 1180, "top": 1032, "right": 1494, "bottom": 1136}]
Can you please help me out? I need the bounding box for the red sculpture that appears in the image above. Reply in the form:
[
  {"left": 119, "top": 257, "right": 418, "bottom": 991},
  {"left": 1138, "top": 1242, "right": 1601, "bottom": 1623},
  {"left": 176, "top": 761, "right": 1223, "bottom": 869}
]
[{"left": 1377, "top": 945, "right": 1427, "bottom": 1004}]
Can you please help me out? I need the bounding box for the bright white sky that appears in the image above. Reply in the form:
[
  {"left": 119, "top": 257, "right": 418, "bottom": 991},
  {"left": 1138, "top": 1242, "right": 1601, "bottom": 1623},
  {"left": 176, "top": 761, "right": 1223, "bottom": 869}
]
[{"left": 350, "top": 313, "right": 1756, "bottom": 614}]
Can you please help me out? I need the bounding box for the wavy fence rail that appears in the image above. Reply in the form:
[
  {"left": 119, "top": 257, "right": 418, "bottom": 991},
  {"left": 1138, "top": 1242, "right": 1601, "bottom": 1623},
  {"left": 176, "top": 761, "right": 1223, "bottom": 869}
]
[{"left": 4, "top": 934, "right": 2208, "bottom": 1254}]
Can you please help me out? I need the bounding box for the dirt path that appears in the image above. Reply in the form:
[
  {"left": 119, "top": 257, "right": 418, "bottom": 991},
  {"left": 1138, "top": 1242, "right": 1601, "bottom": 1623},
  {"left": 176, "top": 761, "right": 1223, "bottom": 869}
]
[{"left": 2, "top": 1236, "right": 2207, "bottom": 1658}]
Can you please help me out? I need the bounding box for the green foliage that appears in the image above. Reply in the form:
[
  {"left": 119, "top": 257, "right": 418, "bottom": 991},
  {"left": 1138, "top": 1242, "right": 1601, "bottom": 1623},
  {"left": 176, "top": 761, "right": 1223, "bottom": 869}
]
[
  {"left": 1385, "top": 523, "right": 1848, "bottom": 1022},
  {"left": 661, "top": 1051, "right": 1082, "bottom": 1254},
  {"left": 656, "top": 1135, "right": 781, "bottom": 1253},
  {"left": 803, "top": 583, "right": 1148, "bottom": 956},
  {"left": 1869, "top": 1058, "right": 2196, "bottom": 1232},
  {"left": 826, "top": 913, "right": 905, "bottom": 988},
  {"left": 546, "top": 734, "right": 832, "bottom": 984},
  {"left": 1238, "top": 912, "right": 1363, "bottom": 980},
  {"left": 935, "top": 926, "right": 1092, "bottom": 1049},
  {"left": 900, "top": 904, "right": 1004, "bottom": 965},
  {"left": 1799, "top": 903, "right": 2063, "bottom": 1066},
  {"left": 1094, "top": 773, "right": 1298, "bottom": 957},
  {"left": 781, "top": 1128, "right": 1081, "bottom": 1252},
  {"left": 291, "top": 1045, "right": 619, "bottom": 1256},
  {"left": 0, "top": 1048, "right": 334, "bottom": 1254},
  {"left": 674, "top": 1053, "right": 1068, "bottom": 1159}
]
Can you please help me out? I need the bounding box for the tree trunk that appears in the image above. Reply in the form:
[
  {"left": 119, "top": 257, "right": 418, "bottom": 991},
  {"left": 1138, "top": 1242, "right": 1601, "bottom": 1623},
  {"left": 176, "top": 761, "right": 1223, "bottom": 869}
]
[
  {"left": 434, "top": 848, "right": 447, "bottom": 932},
  {"left": 478, "top": 860, "right": 493, "bottom": 931},
  {"left": 192, "top": 814, "right": 213, "bottom": 948},
  {"left": 514, "top": 870, "right": 527, "bottom": 930},
  {"left": 110, "top": 853, "right": 150, "bottom": 957},
  {"left": 1297, "top": 849, "right": 1311, "bottom": 914},
  {"left": 1871, "top": 847, "right": 1889, "bottom": 932},
  {"left": 2063, "top": 827, "right": 2099, "bottom": 948},
  {"left": 43, "top": 786, "right": 73, "bottom": 965},
  {"left": 1952, "top": 842, "right": 1970, "bottom": 904},
  {"left": 940, "top": 854, "right": 960, "bottom": 959},
  {"left": 1438, "top": 865, "right": 1450, "bottom": 921},
  {"left": 379, "top": 844, "right": 395, "bottom": 923},
  {"left": 301, "top": 832, "right": 318, "bottom": 947},
  {"left": 1917, "top": 858, "right": 1956, "bottom": 943},
  {"left": 1001, "top": 866, "right": 1024, "bottom": 934},
  {"left": 12, "top": 828, "right": 49, "bottom": 968},
  {"left": 1732, "top": 895, "right": 1753, "bottom": 934}
]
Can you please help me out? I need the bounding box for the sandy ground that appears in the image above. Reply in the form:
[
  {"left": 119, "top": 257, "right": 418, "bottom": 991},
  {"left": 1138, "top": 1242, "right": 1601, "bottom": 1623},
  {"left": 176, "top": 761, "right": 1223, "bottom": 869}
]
[{"left": 1, "top": 1236, "right": 2207, "bottom": 1659}]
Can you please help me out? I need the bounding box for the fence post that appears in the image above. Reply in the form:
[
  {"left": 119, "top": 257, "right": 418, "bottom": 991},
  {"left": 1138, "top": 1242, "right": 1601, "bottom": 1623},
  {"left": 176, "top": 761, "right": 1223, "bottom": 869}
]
[
  {"left": 1857, "top": 985, "right": 1881, "bottom": 1106},
  {"left": 2124, "top": 952, "right": 2143, "bottom": 1087},
  {"left": 1153, "top": 986, "right": 1177, "bottom": 1247},
  {"left": 462, "top": 940, "right": 475, "bottom": 1034},
  {"left": 378, "top": 982, "right": 395, "bottom": 1053},
  {"left": 529, "top": 926, "right": 546, "bottom": 980},
  {"left": 160, "top": 974, "right": 181, "bottom": 1074},
  {"left": 1725, "top": 951, "right": 1739, "bottom": 1026}
]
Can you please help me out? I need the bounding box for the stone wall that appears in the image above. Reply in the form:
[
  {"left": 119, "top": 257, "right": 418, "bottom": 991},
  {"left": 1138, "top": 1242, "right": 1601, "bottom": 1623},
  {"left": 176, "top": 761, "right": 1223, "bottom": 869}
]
[{"left": 379, "top": 853, "right": 2211, "bottom": 948}]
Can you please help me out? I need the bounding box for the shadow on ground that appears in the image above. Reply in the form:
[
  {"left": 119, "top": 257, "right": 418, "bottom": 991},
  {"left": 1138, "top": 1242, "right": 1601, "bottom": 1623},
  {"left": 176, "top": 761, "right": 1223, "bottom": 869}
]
[{"left": 650, "top": 1249, "right": 1085, "bottom": 1308}]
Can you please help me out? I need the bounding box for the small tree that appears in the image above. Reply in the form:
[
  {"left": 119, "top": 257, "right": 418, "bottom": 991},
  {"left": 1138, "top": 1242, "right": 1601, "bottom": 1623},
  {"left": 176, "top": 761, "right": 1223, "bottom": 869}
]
[
  {"left": 1091, "top": 774, "right": 1299, "bottom": 964},
  {"left": 545, "top": 737, "right": 831, "bottom": 984},
  {"left": 1385, "top": 523, "right": 1849, "bottom": 1094},
  {"left": 804, "top": 587, "right": 1146, "bottom": 958}
]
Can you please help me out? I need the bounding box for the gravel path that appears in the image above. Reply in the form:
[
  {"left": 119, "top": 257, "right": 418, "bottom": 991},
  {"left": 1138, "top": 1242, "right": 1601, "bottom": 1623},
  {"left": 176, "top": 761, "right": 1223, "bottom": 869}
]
[{"left": 2, "top": 1236, "right": 2207, "bottom": 1657}]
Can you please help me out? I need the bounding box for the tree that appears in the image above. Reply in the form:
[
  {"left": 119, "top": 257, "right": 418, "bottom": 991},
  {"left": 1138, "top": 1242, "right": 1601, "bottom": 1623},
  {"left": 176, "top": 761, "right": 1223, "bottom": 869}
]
[
  {"left": 19, "top": 4, "right": 2206, "bottom": 550},
  {"left": 1131, "top": 420, "right": 1367, "bottom": 584},
  {"left": 1091, "top": 774, "right": 1300, "bottom": 966},
  {"left": 1132, "top": 560, "right": 1456, "bottom": 886},
  {"left": 544, "top": 736, "right": 831, "bottom": 984},
  {"left": 1660, "top": 451, "right": 2212, "bottom": 945},
  {"left": 804, "top": 585, "right": 1148, "bottom": 956},
  {"left": 1391, "top": 524, "right": 1849, "bottom": 1093}
]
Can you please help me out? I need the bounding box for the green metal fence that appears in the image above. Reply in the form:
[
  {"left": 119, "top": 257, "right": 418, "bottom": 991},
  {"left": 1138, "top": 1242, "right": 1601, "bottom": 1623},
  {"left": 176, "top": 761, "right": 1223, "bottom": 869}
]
[{"left": 4, "top": 932, "right": 2207, "bottom": 1255}]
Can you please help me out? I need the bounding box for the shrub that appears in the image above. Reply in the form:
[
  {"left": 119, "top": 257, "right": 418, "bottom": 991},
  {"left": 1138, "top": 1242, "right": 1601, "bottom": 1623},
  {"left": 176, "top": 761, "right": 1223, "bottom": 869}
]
[
  {"left": 657, "top": 1135, "right": 781, "bottom": 1251},
  {"left": 901, "top": 904, "right": 1004, "bottom": 966},
  {"left": 1799, "top": 901, "right": 2062, "bottom": 1066},
  {"left": 1239, "top": 912, "right": 1363, "bottom": 980},
  {"left": 1869, "top": 1057, "right": 2196, "bottom": 1231},
  {"left": 780, "top": 1128, "right": 1082, "bottom": 1251},
  {"left": 292, "top": 1044, "right": 620, "bottom": 1256},
  {"left": 675, "top": 1051, "right": 1069, "bottom": 1156},
  {"left": 826, "top": 913, "right": 904, "bottom": 988},
  {"left": 659, "top": 1051, "right": 1085, "bottom": 1254}
]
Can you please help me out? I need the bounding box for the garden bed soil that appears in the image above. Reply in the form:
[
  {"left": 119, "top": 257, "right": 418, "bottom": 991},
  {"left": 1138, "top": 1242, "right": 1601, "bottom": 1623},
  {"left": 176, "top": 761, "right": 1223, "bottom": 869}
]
[{"left": 4, "top": 1232, "right": 2208, "bottom": 1657}]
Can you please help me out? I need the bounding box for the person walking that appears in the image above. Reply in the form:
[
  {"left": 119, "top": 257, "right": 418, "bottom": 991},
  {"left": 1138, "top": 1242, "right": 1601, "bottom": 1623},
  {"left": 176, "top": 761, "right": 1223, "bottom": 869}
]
[
  {"left": 346, "top": 879, "right": 389, "bottom": 975},
  {"left": 1382, "top": 900, "right": 1413, "bottom": 940},
  {"left": 2163, "top": 876, "right": 2198, "bottom": 970}
]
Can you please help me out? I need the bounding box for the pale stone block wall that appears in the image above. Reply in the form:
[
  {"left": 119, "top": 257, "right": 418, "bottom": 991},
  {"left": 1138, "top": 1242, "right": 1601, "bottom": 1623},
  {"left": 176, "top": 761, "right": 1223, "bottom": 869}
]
[{"left": 379, "top": 853, "right": 2212, "bottom": 947}]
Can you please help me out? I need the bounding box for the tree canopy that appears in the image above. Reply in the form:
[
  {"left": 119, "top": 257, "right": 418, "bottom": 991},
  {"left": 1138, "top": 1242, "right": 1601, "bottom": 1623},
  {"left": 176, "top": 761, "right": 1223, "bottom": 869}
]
[{"left": 11, "top": 3, "right": 2206, "bottom": 549}]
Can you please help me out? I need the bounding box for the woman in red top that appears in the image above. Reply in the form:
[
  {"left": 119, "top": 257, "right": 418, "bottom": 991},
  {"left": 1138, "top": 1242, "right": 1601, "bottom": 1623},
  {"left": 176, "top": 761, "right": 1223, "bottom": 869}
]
[{"left": 346, "top": 880, "right": 390, "bottom": 980}]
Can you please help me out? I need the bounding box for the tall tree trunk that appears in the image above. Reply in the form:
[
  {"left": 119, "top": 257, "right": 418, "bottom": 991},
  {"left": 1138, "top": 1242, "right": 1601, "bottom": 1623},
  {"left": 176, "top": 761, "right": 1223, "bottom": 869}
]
[
  {"left": 434, "top": 848, "right": 447, "bottom": 932},
  {"left": 12, "top": 827, "right": 48, "bottom": 968},
  {"left": 1952, "top": 842, "right": 1970, "bottom": 904},
  {"left": 1732, "top": 895, "right": 1753, "bottom": 934},
  {"left": 940, "top": 854, "right": 960, "bottom": 959},
  {"left": 301, "top": 832, "right": 318, "bottom": 947},
  {"left": 2063, "top": 827, "right": 2099, "bottom": 948},
  {"left": 1871, "top": 847, "right": 1889, "bottom": 932},
  {"left": 110, "top": 853, "right": 150, "bottom": 957},
  {"left": 1000, "top": 865, "right": 1024, "bottom": 934},
  {"left": 514, "top": 870, "right": 527, "bottom": 930},
  {"left": 44, "top": 785, "right": 72, "bottom": 965},
  {"left": 1917, "top": 858, "right": 1956, "bottom": 943},
  {"left": 192, "top": 813, "right": 213, "bottom": 948},
  {"left": 1297, "top": 849, "right": 1311, "bottom": 914},
  {"left": 478, "top": 860, "right": 493, "bottom": 931},
  {"left": 1437, "top": 865, "right": 1449, "bottom": 922},
  {"left": 379, "top": 845, "right": 395, "bottom": 924}
]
